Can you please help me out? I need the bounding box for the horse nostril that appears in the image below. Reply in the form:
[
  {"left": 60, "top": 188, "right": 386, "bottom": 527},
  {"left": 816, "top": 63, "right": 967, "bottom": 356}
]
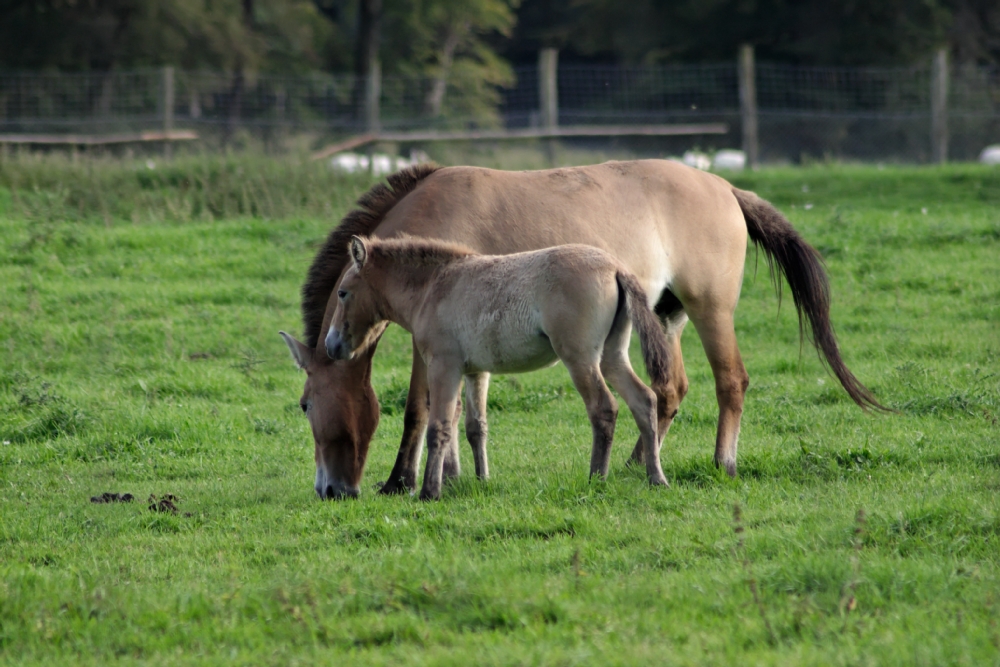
[{"left": 325, "top": 485, "right": 335, "bottom": 500}]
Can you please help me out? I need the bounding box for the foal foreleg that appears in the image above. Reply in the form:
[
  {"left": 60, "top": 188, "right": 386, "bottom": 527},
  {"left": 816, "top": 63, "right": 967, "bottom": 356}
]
[
  {"left": 420, "top": 361, "right": 463, "bottom": 501},
  {"left": 380, "top": 339, "right": 429, "bottom": 494},
  {"left": 442, "top": 391, "right": 463, "bottom": 481},
  {"left": 464, "top": 373, "right": 490, "bottom": 479}
]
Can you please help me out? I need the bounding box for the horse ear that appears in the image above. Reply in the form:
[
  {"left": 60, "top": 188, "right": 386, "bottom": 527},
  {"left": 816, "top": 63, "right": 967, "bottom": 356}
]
[
  {"left": 279, "top": 331, "right": 313, "bottom": 370},
  {"left": 349, "top": 236, "right": 368, "bottom": 268}
]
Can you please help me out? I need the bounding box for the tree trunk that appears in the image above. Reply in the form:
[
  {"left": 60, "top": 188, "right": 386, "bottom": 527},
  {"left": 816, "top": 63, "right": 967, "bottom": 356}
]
[
  {"left": 352, "top": 0, "right": 383, "bottom": 128},
  {"left": 226, "top": 0, "right": 255, "bottom": 142},
  {"left": 424, "top": 26, "right": 463, "bottom": 118}
]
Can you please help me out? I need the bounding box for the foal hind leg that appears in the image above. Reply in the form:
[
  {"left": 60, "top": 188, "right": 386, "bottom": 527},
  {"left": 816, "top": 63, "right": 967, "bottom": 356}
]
[
  {"left": 464, "top": 373, "right": 490, "bottom": 479},
  {"left": 562, "top": 362, "right": 618, "bottom": 479},
  {"left": 602, "top": 323, "right": 668, "bottom": 486},
  {"left": 629, "top": 317, "right": 689, "bottom": 466}
]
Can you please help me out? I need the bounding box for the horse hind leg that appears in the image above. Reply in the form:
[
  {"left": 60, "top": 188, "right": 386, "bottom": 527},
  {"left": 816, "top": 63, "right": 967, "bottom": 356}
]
[
  {"left": 688, "top": 309, "right": 749, "bottom": 477},
  {"left": 464, "top": 372, "right": 490, "bottom": 479}
]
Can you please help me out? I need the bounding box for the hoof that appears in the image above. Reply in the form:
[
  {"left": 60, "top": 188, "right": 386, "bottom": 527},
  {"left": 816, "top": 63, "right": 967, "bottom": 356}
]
[
  {"left": 378, "top": 477, "right": 414, "bottom": 495},
  {"left": 648, "top": 474, "right": 670, "bottom": 487},
  {"left": 418, "top": 488, "right": 441, "bottom": 502},
  {"left": 714, "top": 457, "right": 738, "bottom": 478}
]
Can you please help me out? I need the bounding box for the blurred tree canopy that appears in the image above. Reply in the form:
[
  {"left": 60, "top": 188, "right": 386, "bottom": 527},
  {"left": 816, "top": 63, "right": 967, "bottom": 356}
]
[
  {"left": 0, "top": 0, "right": 996, "bottom": 75},
  {"left": 507, "top": 0, "right": 998, "bottom": 66}
]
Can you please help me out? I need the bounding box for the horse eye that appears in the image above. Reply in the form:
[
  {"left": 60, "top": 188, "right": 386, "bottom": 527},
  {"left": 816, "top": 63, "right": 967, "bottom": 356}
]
[
  {"left": 337, "top": 290, "right": 348, "bottom": 300},
  {"left": 300, "top": 401, "right": 309, "bottom": 413}
]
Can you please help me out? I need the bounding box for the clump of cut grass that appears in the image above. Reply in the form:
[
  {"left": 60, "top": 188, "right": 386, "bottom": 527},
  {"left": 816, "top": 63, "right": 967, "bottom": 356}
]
[{"left": 734, "top": 502, "right": 777, "bottom": 646}]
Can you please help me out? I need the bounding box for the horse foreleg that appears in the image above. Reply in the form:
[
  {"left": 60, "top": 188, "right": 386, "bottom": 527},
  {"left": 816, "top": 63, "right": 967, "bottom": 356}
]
[
  {"left": 629, "top": 324, "right": 688, "bottom": 466},
  {"left": 420, "top": 361, "right": 463, "bottom": 501},
  {"left": 380, "top": 339, "right": 429, "bottom": 494},
  {"left": 464, "top": 372, "right": 490, "bottom": 479}
]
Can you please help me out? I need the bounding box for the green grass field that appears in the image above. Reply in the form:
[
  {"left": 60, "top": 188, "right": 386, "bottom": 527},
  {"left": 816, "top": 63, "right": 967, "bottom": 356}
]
[{"left": 1, "top": 159, "right": 998, "bottom": 665}]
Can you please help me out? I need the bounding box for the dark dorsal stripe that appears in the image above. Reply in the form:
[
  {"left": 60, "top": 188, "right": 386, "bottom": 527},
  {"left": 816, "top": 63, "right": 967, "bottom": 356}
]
[{"left": 301, "top": 164, "right": 441, "bottom": 348}]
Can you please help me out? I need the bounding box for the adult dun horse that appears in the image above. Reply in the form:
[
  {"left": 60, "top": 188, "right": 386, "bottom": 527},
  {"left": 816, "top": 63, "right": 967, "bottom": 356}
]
[
  {"left": 326, "top": 237, "right": 672, "bottom": 500},
  {"left": 280, "top": 160, "right": 886, "bottom": 499}
]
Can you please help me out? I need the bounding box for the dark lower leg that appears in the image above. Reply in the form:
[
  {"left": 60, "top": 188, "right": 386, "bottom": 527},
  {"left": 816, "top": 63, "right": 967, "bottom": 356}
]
[
  {"left": 442, "top": 397, "right": 463, "bottom": 480},
  {"left": 631, "top": 334, "right": 687, "bottom": 466},
  {"left": 381, "top": 342, "right": 429, "bottom": 494},
  {"left": 420, "top": 419, "right": 452, "bottom": 501}
]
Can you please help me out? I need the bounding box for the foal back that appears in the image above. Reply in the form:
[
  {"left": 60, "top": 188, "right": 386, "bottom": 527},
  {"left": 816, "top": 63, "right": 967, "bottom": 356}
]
[{"left": 425, "top": 245, "right": 624, "bottom": 375}]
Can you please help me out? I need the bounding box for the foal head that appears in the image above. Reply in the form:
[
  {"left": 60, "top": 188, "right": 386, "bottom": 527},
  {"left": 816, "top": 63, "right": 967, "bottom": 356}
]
[{"left": 326, "top": 236, "right": 385, "bottom": 362}]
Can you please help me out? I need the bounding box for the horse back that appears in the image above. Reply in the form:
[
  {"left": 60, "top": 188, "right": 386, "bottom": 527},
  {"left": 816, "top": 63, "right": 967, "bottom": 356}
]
[{"left": 375, "top": 160, "right": 747, "bottom": 308}]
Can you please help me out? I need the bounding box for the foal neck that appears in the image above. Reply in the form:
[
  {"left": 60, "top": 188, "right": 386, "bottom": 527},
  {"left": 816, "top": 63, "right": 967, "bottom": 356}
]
[{"left": 366, "top": 239, "right": 475, "bottom": 325}]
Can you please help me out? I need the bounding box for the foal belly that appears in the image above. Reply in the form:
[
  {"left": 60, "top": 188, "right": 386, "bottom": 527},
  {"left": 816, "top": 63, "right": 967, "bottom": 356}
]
[{"left": 462, "top": 321, "right": 558, "bottom": 375}]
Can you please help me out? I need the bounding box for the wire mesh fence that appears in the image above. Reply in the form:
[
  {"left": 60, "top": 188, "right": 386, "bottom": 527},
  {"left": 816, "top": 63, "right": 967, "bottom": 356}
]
[{"left": 2, "top": 61, "right": 999, "bottom": 161}]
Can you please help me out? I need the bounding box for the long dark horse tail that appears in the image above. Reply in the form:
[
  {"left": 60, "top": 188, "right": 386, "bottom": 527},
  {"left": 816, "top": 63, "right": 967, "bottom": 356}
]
[
  {"left": 616, "top": 270, "right": 671, "bottom": 388},
  {"left": 732, "top": 188, "right": 889, "bottom": 412}
]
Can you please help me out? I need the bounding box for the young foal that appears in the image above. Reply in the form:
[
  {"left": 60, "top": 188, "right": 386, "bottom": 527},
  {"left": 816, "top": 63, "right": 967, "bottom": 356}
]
[{"left": 326, "top": 235, "right": 672, "bottom": 500}]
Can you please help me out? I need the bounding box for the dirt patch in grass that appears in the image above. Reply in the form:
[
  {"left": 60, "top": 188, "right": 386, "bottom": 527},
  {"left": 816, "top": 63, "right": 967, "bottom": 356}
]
[{"left": 90, "top": 492, "right": 134, "bottom": 503}]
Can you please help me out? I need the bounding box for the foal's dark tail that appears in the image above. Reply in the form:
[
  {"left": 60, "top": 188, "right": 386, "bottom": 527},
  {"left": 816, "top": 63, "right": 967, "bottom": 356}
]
[
  {"left": 732, "top": 188, "right": 890, "bottom": 412},
  {"left": 616, "top": 270, "right": 671, "bottom": 388}
]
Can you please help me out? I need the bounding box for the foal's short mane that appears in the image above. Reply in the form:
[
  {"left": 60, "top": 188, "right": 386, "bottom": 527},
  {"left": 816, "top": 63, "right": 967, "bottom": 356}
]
[
  {"left": 301, "top": 163, "right": 440, "bottom": 347},
  {"left": 366, "top": 236, "right": 477, "bottom": 267}
]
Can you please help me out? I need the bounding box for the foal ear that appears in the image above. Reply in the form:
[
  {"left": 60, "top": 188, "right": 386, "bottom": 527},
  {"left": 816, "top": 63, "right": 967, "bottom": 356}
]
[
  {"left": 349, "top": 236, "right": 368, "bottom": 269},
  {"left": 279, "top": 331, "right": 313, "bottom": 370}
]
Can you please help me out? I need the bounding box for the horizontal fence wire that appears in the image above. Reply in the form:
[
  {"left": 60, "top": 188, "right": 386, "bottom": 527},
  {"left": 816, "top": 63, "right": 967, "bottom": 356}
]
[{"left": 1, "top": 62, "right": 999, "bottom": 160}]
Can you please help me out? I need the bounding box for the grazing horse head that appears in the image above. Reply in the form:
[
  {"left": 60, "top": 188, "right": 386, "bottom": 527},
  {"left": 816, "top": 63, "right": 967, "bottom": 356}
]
[
  {"left": 279, "top": 330, "right": 380, "bottom": 499},
  {"left": 326, "top": 237, "right": 386, "bottom": 362}
]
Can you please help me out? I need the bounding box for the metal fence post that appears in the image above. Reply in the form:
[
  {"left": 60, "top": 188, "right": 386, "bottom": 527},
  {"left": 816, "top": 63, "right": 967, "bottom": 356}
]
[
  {"left": 162, "top": 66, "right": 174, "bottom": 158},
  {"left": 738, "top": 44, "right": 758, "bottom": 168},
  {"left": 931, "top": 48, "right": 949, "bottom": 164},
  {"left": 365, "top": 60, "right": 381, "bottom": 134}
]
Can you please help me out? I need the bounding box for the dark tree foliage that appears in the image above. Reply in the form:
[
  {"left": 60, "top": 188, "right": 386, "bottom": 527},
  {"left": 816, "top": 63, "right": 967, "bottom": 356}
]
[
  {"left": 0, "top": 0, "right": 997, "bottom": 73},
  {"left": 503, "top": 0, "right": 997, "bottom": 66}
]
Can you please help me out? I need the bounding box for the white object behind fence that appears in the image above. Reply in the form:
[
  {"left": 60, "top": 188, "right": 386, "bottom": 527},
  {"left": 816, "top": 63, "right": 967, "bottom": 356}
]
[
  {"left": 980, "top": 146, "right": 1000, "bottom": 165},
  {"left": 713, "top": 149, "right": 746, "bottom": 171}
]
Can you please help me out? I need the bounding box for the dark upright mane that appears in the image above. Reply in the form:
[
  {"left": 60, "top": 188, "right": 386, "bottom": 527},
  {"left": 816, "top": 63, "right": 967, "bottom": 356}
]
[
  {"left": 301, "top": 164, "right": 440, "bottom": 347},
  {"left": 367, "top": 235, "right": 477, "bottom": 267}
]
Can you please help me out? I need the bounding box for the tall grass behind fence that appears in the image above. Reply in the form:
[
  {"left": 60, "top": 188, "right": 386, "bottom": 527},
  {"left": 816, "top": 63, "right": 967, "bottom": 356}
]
[
  {"left": 0, "top": 153, "right": 374, "bottom": 223},
  {"left": 1, "top": 61, "right": 999, "bottom": 161}
]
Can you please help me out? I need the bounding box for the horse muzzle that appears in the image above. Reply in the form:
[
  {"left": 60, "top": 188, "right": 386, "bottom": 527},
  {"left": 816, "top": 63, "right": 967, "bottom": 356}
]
[
  {"left": 314, "top": 466, "right": 359, "bottom": 500},
  {"left": 324, "top": 328, "right": 351, "bottom": 360}
]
